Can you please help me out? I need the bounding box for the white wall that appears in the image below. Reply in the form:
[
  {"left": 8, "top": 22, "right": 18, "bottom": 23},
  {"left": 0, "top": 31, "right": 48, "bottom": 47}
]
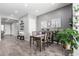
[
  {"left": 20, "top": 14, "right": 36, "bottom": 41},
  {"left": 12, "top": 23, "right": 17, "bottom": 36},
  {"left": 28, "top": 15, "right": 36, "bottom": 35},
  {"left": 4, "top": 24, "right": 10, "bottom": 35}
]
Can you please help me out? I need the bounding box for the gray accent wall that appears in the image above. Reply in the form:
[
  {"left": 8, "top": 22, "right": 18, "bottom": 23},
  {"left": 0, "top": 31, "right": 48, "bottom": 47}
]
[{"left": 36, "top": 4, "right": 72, "bottom": 31}]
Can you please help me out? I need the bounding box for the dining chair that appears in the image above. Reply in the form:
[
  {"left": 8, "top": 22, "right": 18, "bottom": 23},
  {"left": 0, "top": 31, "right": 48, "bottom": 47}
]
[
  {"left": 44, "top": 31, "right": 53, "bottom": 47},
  {"left": 32, "top": 31, "right": 37, "bottom": 36}
]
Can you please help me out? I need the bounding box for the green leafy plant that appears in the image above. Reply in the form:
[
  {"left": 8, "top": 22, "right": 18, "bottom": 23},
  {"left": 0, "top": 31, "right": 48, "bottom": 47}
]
[
  {"left": 73, "top": 5, "right": 79, "bottom": 12},
  {"left": 56, "top": 28, "right": 79, "bottom": 50}
]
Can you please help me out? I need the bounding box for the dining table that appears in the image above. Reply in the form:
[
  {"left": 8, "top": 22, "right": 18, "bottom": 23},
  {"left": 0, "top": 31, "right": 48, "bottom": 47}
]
[{"left": 30, "top": 34, "right": 45, "bottom": 51}]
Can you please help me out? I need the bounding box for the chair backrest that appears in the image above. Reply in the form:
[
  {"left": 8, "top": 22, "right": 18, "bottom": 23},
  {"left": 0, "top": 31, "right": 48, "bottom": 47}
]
[
  {"left": 49, "top": 31, "right": 53, "bottom": 38},
  {"left": 44, "top": 31, "right": 53, "bottom": 42},
  {"left": 32, "top": 31, "right": 37, "bottom": 36},
  {"left": 44, "top": 33, "right": 47, "bottom": 41}
]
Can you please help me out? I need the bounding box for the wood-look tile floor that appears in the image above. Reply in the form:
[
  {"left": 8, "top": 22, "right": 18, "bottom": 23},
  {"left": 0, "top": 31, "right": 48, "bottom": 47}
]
[{"left": 0, "top": 36, "right": 65, "bottom": 56}]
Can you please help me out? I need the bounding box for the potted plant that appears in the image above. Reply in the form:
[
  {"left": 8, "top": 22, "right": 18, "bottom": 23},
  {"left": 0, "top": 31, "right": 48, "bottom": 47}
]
[{"left": 56, "top": 28, "right": 79, "bottom": 50}]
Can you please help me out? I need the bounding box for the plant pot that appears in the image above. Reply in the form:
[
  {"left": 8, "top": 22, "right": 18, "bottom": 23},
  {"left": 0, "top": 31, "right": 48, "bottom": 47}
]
[
  {"left": 63, "top": 44, "right": 71, "bottom": 50},
  {"left": 63, "top": 45, "right": 67, "bottom": 49},
  {"left": 66, "top": 44, "right": 71, "bottom": 50}
]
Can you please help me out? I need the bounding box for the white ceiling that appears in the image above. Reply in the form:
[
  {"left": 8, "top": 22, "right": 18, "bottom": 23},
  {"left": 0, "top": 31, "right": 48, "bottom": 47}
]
[{"left": 0, "top": 3, "right": 71, "bottom": 19}]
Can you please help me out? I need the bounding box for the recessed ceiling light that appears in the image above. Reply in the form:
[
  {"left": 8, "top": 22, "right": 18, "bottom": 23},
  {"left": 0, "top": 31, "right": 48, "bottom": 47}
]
[
  {"left": 25, "top": 4, "right": 28, "bottom": 7},
  {"left": 50, "top": 3, "right": 56, "bottom": 5}
]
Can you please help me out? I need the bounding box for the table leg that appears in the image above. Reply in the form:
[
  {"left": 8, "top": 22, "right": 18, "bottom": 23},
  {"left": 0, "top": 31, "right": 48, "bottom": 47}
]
[
  {"left": 43, "top": 40, "right": 45, "bottom": 50},
  {"left": 30, "top": 36, "right": 31, "bottom": 48},
  {"left": 40, "top": 38, "right": 42, "bottom": 52},
  {"left": 33, "top": 38, "right": 34, "bottom": 45}
]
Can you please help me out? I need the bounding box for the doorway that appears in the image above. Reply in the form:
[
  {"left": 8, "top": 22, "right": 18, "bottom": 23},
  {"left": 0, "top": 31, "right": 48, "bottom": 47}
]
[{"left": 1, "top": 17, "right": 18, "bottom": 40}]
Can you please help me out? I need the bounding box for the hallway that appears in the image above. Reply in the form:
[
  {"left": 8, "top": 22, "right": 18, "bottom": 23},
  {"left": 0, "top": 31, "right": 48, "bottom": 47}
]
[{"left": 0, "top": 36, "right": 64, "bottom": 56}]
